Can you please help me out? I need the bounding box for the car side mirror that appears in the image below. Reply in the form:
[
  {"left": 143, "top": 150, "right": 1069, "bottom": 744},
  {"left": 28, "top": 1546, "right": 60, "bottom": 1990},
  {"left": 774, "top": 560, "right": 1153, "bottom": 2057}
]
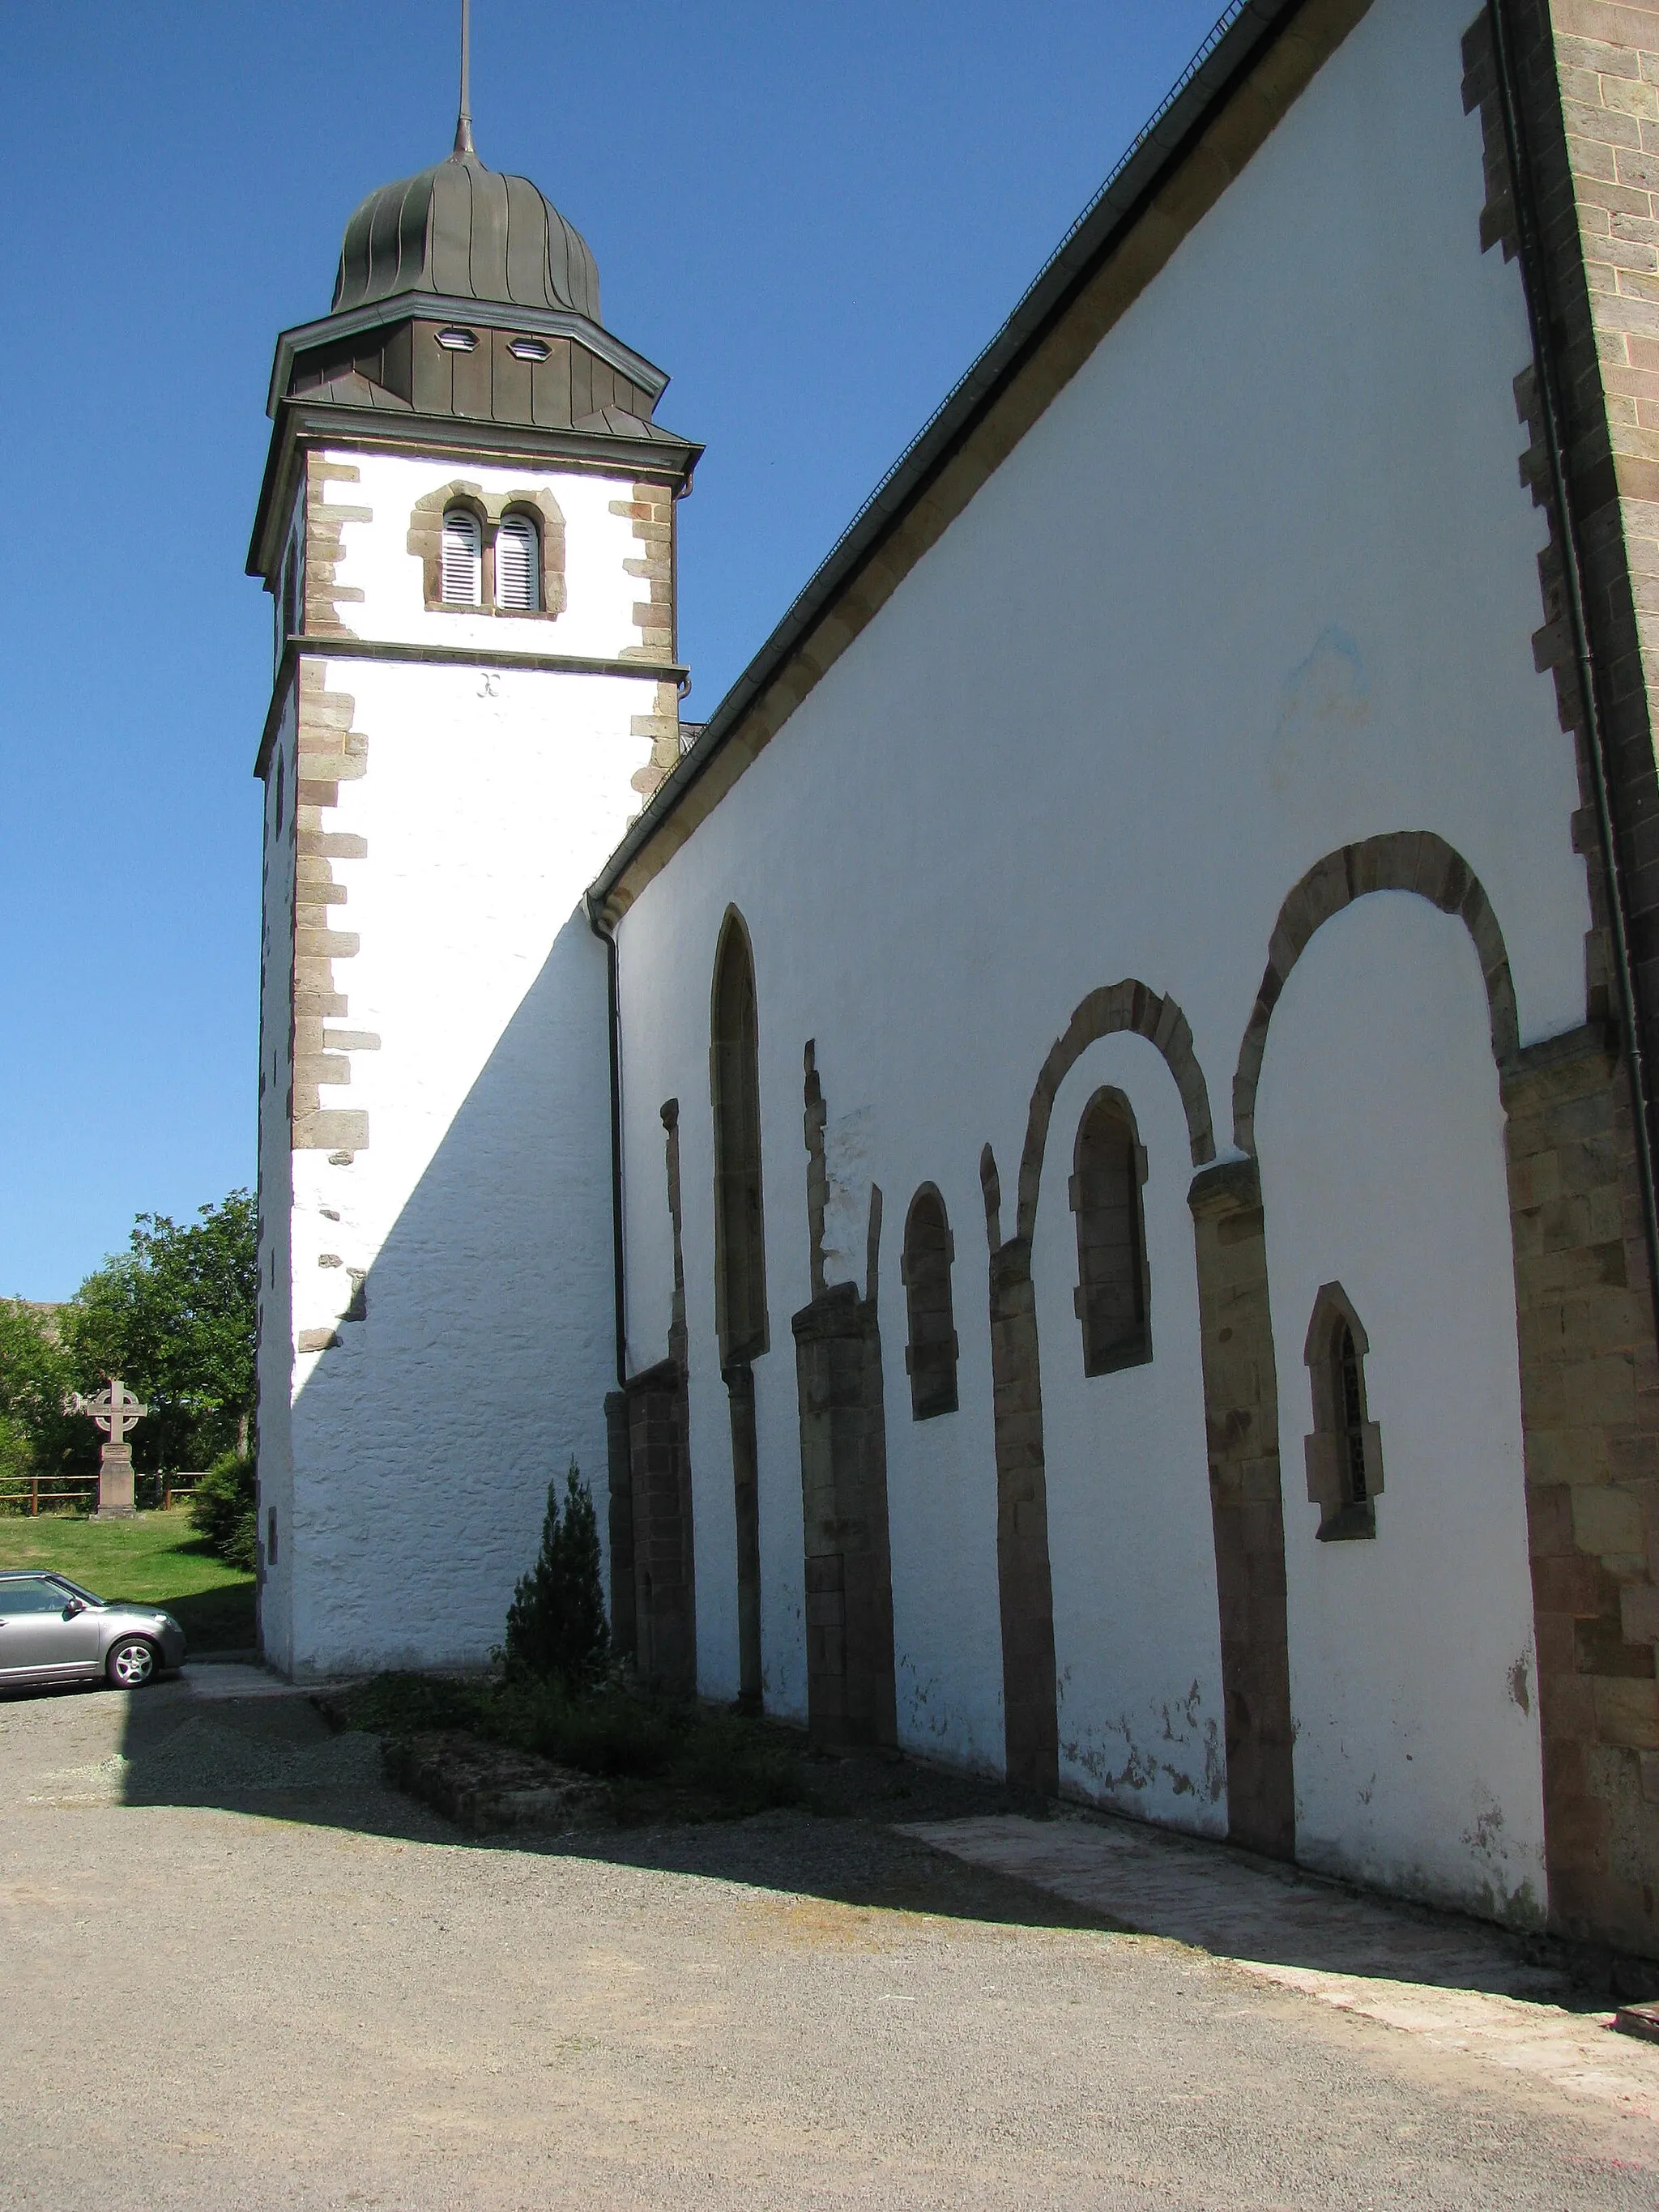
[{"left": 62, "top": 1600, "right": 85, "bottom": 1618}]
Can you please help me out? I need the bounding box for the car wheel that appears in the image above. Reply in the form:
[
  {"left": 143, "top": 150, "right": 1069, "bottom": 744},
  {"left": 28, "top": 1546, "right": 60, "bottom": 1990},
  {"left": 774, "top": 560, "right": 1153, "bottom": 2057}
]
[{"left": 106, "top": 1636, "right": 160, "bottom": 1689}]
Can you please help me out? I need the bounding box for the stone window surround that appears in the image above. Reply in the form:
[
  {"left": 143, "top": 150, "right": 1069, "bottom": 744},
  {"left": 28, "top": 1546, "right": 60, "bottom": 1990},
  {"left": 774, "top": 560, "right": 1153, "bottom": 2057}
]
[
  {"left": 407, "top": 478, "right": 568, "bottom": 620},
  {"left": 1302, "top": 1279, "right": 1383, "bottom": 1543}
]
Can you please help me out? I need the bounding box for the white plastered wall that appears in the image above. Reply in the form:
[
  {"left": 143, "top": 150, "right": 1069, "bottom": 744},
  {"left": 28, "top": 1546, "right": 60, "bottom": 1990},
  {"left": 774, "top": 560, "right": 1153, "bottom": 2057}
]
[
  {"left": 1256, "top": 893, "right": 1546, "bottom": 1921},
  {"left": 260, "top": 446, "right": 664, "bottom": 1677},
  {"left": 611, "top": 0, "right": 1584, "bottom": 1901}
]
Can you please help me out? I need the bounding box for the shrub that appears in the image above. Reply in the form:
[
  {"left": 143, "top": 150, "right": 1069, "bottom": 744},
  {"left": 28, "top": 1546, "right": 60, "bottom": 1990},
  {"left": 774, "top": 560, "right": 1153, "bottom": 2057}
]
[
  {"left": 501, "top": 1462, "right": 610, "bottom": 1690},
  {"left": 190, "top": 1449, "right": 258, "bottom": 1571}
]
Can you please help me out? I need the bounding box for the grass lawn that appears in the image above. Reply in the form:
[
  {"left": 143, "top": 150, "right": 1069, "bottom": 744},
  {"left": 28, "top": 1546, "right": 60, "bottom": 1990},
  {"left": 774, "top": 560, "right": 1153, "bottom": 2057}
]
[{"left": 0, "top": 1509, "right": 255, "bottom": 1653}]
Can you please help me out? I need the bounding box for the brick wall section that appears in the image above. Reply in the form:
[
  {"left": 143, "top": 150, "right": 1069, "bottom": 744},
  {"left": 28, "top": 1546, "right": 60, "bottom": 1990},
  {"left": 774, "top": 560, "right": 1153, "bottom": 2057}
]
[
  {"left": 1187, "top": 1160, "right": 1297, "bottom": 1860},
  {"left": 725, "top": 1366, "right": 764, "bottom": 1712},
  {"left": 1462, "top": 1, "right": 1659, "bottom": 1955},
  {"left": 1503, "top": 1026, "right": 1659, "bottom": 1951},
  {"left": 605, "top": 1389, "right": 637, "bottom": 1660},
  {"left": 984, "top": 1232, "right": 1060, "bottom": 1796},
  {"left": 791, "top": 1282, "right": 899, "bottom": 1748},
  {"left": 619, "top": 1359, "right": 697, "bottom": 1697}
]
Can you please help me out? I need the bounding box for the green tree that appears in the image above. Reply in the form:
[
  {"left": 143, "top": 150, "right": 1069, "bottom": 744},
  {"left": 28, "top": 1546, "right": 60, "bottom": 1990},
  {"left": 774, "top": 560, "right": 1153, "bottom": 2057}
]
[
  {"left": 0, "top": 1299, "right": 78, "bottom": 1484},
  {"left": 501, "top": 1464, "right": 610, "bottom": 1689},
  {"left": 59, "top": 1190, "right": 258, "bottom": 1476}
]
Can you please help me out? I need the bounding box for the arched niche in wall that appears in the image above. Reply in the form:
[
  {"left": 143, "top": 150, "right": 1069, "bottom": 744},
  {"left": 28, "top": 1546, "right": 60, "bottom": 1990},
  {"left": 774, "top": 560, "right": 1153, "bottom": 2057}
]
[
  {"left": 902, "top": 1183, "right": 958, "bottom": 1419},
  {"left": 1070, "top": 1085, "right": 1152, "bottom": 1377},
  {"left": 708, "top": 907, "right": 766, "bottom": 1711},
  {"left": 710, "top": 910, "right": 768, "bottom": 1369}
]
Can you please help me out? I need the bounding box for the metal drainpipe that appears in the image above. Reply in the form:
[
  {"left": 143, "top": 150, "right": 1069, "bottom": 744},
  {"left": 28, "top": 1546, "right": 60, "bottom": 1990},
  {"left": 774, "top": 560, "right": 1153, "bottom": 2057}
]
[
  {"left": 586, "top": 891, "right": 628, "bottom": 1391},
  {"left": 1490, "top": 0, "right": 1659, "bottom": 1326}
]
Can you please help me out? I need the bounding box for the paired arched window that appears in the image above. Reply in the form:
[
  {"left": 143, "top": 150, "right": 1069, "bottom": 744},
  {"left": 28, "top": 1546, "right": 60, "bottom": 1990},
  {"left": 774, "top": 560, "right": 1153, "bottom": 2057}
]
[
  {"left": 711, "top": 918, "right": 767, "bottom": 1365},
  {"left": 1303, "top": 1283, "right": 1382, "bottom": 1541},
  {"left": 441, "top": 506, "right": 482, "bottom": 605},
  {"left": 1071, "top": 1087, "right": 1151, "bottom": 1375},
  {"left": 496, "top": 511, "right": 541, "bottom": 610},
  {"left": 902, "top": 1186, "right": 958, "bottom": 1419}
]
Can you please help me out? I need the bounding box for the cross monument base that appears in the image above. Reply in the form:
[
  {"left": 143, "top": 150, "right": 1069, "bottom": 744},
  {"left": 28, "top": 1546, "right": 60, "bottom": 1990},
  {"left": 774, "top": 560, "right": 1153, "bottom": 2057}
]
[{"left": 95, "top": 1444, "right": 136, "bottom": 1519}]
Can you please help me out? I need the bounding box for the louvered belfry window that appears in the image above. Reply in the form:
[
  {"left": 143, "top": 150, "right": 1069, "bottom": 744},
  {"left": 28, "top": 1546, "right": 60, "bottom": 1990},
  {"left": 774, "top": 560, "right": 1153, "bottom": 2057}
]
[
  {"left": 441, "top": 506, "right": 482, "bottom": 605},
  {"left": 497, "top": 512, "right": 540, "bottom": 611}
]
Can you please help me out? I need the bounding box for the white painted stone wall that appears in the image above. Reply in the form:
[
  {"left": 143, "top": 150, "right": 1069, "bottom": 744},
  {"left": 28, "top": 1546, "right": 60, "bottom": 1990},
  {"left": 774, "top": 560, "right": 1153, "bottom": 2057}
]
[
  {"left": 1256, "top": 893, "right": 1547, "bottom": 1921},
  {"left": 255, "top": 687, "right": 297, "bottom": 1673},
  {"left": 257, "top": 447, "right": 667, "bottom": 1677},
  {"left": 610, "top": 0, "right": 1584, "bottom": 1910}
]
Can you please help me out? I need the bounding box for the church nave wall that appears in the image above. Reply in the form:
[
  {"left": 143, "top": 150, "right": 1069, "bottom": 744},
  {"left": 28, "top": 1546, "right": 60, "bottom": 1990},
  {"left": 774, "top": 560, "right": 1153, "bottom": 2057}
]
[{"left": 601, "top": 0, "right": 1642, "bottom": 1937}]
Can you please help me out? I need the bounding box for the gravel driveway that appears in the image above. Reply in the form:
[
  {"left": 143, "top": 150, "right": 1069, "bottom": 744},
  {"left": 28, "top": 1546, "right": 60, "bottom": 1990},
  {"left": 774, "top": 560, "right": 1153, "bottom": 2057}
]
[{"left": 3, "top": 1669, "right": 1657, "bottom": 2210}]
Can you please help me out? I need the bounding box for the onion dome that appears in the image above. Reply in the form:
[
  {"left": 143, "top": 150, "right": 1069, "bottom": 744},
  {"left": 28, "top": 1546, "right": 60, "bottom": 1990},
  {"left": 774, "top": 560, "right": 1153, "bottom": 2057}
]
[{"left": 332, "top": 148, "right": 601, "bottom": 325}]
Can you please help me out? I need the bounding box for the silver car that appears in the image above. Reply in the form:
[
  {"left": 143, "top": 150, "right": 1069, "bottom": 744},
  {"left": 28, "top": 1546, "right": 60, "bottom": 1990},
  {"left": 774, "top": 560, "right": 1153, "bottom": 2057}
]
[{"left": 0, "top": 1572, "right": 186, "bottom": 1689}]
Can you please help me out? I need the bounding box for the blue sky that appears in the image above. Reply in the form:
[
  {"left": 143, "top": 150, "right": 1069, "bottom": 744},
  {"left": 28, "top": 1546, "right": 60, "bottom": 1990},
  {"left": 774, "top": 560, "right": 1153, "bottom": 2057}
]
[{"left": 0, "top": 0, "right": 1225, "bottom": 1298}]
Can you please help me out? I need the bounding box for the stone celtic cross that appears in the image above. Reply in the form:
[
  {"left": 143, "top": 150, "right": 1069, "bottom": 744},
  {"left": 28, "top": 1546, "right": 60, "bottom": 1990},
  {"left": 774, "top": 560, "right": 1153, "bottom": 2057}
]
[
  {"left": 64, "top": 1379, "right": 149, "bottom": 1517},
  {"left": 65, "top": 1379, "right": 149, "bottom": 1446}
]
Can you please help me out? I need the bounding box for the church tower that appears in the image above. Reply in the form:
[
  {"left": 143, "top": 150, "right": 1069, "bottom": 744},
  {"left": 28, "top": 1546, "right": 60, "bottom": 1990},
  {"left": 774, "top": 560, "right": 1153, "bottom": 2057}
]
[{"left": 249, "top": 70, "right": 697, "bottom": 1676}]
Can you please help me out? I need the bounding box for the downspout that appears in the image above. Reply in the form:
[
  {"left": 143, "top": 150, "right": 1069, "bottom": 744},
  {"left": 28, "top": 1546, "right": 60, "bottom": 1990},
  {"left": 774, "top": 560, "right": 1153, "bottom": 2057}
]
[
  {"left": 1490, "top": 0, "right": 1659, "bottom": 1325},
  {"left": 586, "top": 891, "right": 628, "bottom": 1391}
]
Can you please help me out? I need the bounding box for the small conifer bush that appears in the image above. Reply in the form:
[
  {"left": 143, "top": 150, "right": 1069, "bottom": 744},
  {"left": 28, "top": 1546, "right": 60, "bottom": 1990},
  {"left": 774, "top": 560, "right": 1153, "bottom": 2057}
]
[
  {"left": 501, "top": 1462, "right": 610, "bottom": 1689},
  {"left": 189, "top": 1449, "right": 258, "bottom": 1570}
]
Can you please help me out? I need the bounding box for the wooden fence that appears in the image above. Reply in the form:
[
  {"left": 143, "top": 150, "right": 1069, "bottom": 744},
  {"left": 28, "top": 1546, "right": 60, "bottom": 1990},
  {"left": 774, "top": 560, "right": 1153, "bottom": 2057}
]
[{"left": 0, "top": 1470, "right": 206, "bottom": 1516}]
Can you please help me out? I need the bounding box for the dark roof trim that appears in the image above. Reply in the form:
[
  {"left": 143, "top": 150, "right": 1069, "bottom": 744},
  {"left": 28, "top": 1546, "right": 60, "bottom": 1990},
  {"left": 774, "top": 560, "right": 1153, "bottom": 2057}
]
[
  {"left": 267, "top": 291, "right": 669, "bottom": 420},
  {"left": 248, "top": 399, "right": 702, "bottom": 582},
  {"left": 589, "top": 0, "right": 1320, "bottom": 913},
  {"left": 254, "top": 637, "right": 684, "bottom": 780}
]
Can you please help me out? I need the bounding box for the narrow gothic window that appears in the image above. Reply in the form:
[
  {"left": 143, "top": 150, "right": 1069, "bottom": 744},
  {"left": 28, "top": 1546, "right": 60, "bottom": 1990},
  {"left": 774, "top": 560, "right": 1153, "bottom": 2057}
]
[
  {"left": 711, "top": 917, "right": 767, "bottom": 1363},
  {"left": 1071, "top": 1088, "right": 1151, "bottom": 1375},
  {"left": 902, "top": 1185, "right": 958, "bottom": 1419},
  {"left": 441, "top": 506, "right": 482, "bottom": 605},
  {"left": 496, "top": 512, "right": 540, "bottom": 610},
  {"left": 1303, "top": 1283, "right": 1382, "bottom": 1541}
]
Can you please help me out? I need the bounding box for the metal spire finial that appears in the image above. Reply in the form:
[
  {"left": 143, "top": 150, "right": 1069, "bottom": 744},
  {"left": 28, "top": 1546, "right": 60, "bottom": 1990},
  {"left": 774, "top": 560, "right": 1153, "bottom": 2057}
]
[{"left": 452, "top": 0, "right": 476, "bottom": 157}]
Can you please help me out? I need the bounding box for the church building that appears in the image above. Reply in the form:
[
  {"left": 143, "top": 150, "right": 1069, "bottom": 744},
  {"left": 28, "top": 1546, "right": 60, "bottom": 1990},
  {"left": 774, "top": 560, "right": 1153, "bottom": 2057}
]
[{"left": 251, "top": 0, "right": 1659, "bottom": 1963}]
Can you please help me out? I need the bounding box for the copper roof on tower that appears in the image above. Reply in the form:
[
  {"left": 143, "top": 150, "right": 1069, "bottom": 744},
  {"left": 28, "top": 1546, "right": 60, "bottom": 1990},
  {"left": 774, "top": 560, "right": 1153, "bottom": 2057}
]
[{"left": 331, "top": 149, "right": 602, "bottom": 324}]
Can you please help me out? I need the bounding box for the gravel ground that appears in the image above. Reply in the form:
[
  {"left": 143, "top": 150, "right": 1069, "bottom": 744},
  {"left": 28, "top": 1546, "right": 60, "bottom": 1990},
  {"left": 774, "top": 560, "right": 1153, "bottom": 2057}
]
[{"left": 4, "top": 1673, "right": 1658, "bottom": 2210}]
